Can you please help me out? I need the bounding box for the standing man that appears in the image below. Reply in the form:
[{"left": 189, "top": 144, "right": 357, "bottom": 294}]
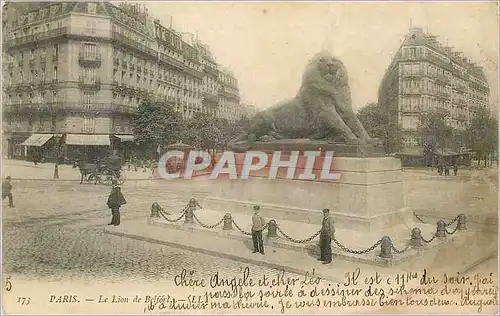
[
  {"left": 251, "top": 205, "right": 266, "bottom": 255},
  {"left": 2, "top": 176, "right": 14, "bottom": 208},
  {"left": 319, "top": 208, "right": 335, "bottom": 264},
  {"left": 453, "top": 164, "right": 458, "bottom": 176},
  {"left": 107, "top": 179, "right": 127, "bottom": 226}
]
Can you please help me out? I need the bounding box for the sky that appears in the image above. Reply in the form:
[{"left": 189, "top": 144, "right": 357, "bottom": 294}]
[{"left": 143, "top": 1, "right": 498, "bottom": 112}]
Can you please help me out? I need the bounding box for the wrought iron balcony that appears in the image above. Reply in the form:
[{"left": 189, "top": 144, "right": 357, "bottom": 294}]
[
  {"left": 78, "top": 52, "right": 102, "bottom": 67},
  {"left": 3, "top": 27, "right": 68, "bottom": 49},
  {"left": 111, "top": 31, "right": 157, "bottom": 59},
  {"left": 78, "top": 77, "right": 101, "bottom": 90}
]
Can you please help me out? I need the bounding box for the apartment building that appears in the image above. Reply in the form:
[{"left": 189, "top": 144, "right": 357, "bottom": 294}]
[
  {"left": 218, "top": 67, "right": 241, "bottom": 121},
  {"left": 2, "top": 2, "right": 241, "bottom": 159},
  {"left": 378, "top": 27, "right": 490, "bottom": 151}
]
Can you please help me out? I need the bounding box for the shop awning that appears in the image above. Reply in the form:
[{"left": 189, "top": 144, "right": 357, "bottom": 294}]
[
  {"left": 66, "top": 134, "right": 111, "bottom": 146},
  {"left": 114, "top": 135, "right": 134, "bottom": 142},
  {"left": 21, "top": 134, "right": 54, "bottom": 147}
]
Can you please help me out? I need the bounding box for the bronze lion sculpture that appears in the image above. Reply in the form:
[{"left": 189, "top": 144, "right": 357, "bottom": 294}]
[{"left": 232, "top": 51, "right": 374, "bottom": 147}]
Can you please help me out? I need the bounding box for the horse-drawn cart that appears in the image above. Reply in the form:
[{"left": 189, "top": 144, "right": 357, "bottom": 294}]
[{"left": 74, "top": 160, "right": 125, "bottom": 185}]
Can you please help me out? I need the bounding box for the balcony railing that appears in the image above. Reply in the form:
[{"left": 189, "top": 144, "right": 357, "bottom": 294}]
[
  {"left": 78, "top": 52, "right": 102, "bottom": 66},
  {"left": 78, "top": 77, "right": 101, "bottom": 90},
  {"left": 112, "top": 31, "right": 157, "bottom": 58},
  {"left": 53, "top": 55, "right": 59, "bottom": 62},
  {"left": 4, "top": 27, "right": 68, "bottom": 48},
  {"left": 40, "top": 55, "right": 46, "bottom": 65}
]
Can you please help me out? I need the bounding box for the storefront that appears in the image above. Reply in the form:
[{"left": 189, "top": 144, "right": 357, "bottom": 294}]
[{"left": 64, "top": 134, "right": 111, "bottom": 163}]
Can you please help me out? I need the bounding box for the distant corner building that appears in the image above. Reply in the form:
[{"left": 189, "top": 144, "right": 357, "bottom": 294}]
[
  {"left": 378, "top": 27, "right": 490, "bottom": 152},
  {"left": 2, "top": 1, "right": 242, "bottom": 159},
  {"left": 240, "top": 103, "right": 258, "bottom": 118}
]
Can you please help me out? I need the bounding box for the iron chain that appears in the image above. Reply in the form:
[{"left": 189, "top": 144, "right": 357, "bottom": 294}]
[
  {"left": 445, "top": 225, "right": 459, "bottom": 235},
  {"left": 391, "top": 242, "right": 411, "bottom": 254},
  {"left": 445, "top": 215, "right": 460, "bottom": 227},
  {"left": 232, "top": 219, "right": 252, "bottom": 236},
  {"left": 413, "top": 213, "right": 427, "bottom": 224},
  {"left": 422, "top": 234, "right": 436, "bottom": 244},
  {"left": 159, "top": 208, "right": 185, "bottom": 223},
  {"left": 193, "top": 213, "right": 224, "bottom": 229},
  {"left": 332, "top": 237, "right": 382, "bottom": 255},
  {"left": 276, "top": 226, "right": 320, "bottom": 244}
]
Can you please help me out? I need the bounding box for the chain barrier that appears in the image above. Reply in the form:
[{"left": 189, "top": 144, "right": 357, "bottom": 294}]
[
  {"left": 193, "top": 213, "right": 224, "bottom": 229},
  {"left": 445, "top": 224, "right": 459, "bottom": 235},
  {"left": 231, "top": 219, "right": 252, "bottom": 236},
  {"left": 445, "top": 215, "right": 460, "bottom": 227},
  {"left": 332, "top": 237, "right": 382, "bottom": 255},
  {"left": 391, "top": 242, "right": 411, "bottom": 254},
  {"left": 421, "top": 234, "right": 436, "bottom": 244},
  {"left": 276, "top": 226, "right": 321, "bottom": 244},
  {"left": 159, "top": 208, "right": 185, "bottom": 223}
]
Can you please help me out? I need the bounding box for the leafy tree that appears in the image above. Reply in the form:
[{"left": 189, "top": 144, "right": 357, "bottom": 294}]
[
  {"left": 465, "top": 107, "right": 498, "bottom": 167},
  {"left": 417, "top": 111, "right": 453, "bottom": 162},
  {"left": 356, "top": 102, "right": 403, "bottom": 154},
  {"left": 182, "top": 112, "right": 224, "bottom": 151},
  {"left": 132, "top": 99, "right": 183, "bottom": 158}
]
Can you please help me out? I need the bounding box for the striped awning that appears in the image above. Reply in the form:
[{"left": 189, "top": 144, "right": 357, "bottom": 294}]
[
  {"left": 21, "top": 134, "right": 54, "bottom": 147},
  {"left": 114, "top": 135, "right": 134, "bottom": 142},
  {"left": 66, "top": 134, "right": 110, "bottom": 146}
]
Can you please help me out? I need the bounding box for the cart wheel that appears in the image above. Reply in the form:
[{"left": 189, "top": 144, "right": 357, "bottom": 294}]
[{"left": 102, "top": 174, "right": 112, "bottom": 186}]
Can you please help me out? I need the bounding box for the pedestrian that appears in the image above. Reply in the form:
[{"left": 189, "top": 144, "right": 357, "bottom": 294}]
[
  {"left": 444, "top": 164, "right": 450, "bottom": 176},
  {"left": 453, "top": 164, "right": 458, "bottom": 176},
  {"left": 2, "top": 176, "right": 14, "bottom": 208},
  {"left": 318, "top": 208, "right": 335, "bottom": 264},
  {"left": 107, "top": 179, "right": 126, "bottom": 226},
  {"left": 251, "top": 205, "right": 265, "bottom": 255}
]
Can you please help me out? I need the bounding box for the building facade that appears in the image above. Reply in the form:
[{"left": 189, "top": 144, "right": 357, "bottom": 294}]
[
  {"left": 378, "top": 27, "right": 490, "bottom": 151},
  {"left": 218, "top": 67, "right": 241, "bottom": 121},
  {"left": 2, "top": 2, "right": 241, "bottom": 159}
]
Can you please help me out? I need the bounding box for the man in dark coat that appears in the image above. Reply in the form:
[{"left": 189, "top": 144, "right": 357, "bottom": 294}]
[
  {"left": 2, "top": 176, "right": 14, "bottom": 207},
  {"left": 107, "top": 180, "right": 126, "bottom": 226},
  {"left": 453, "top": 165, "right": 458, "bottom": 176},
  {"left": 319, "top": 208, "right": 335, "bottom": 264}
]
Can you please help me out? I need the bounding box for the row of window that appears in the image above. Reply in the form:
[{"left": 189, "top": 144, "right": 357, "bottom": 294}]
[{"left": 5, "top": 91, "right": 58, "bottom": 105}]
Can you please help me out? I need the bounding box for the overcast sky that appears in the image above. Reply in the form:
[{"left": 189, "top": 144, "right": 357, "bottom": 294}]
[{"left": 144, "top": 1, "right": 498, "bottom": 112}]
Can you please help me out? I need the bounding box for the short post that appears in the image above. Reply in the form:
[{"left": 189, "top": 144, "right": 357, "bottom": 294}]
[
  {"left": 53, "top": 163, "right": 59, "bottom": 179},
  {"left": 436, "top": 220, "right": 447, "bottom": 238},
  {"left": 457, "top": 214, "right": 467, "bottom": 231},
  {"left": 410, "top": 228, "right": 423, "bottom": 248},
  {"left": 223, "top": 213, "right": 233, "bottom": 230},
  {"left": 267, "top": 220, "right": 278, "bottom": 238},
  {"left": 379, "top": 236, "right": 393, "bottom": 259},
  {"left": 150, "top": 202, "right": 160, "bottom": 218},
  {"left": 184, "top": 207, "right": 194, "bottom": 224}
]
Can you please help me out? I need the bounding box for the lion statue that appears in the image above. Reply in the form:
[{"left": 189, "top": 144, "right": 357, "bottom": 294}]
[{"left": 232, "top": 51, "right": 373, "bottom": 147}]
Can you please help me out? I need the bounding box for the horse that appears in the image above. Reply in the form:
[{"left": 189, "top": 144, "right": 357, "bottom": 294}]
[{"left": 73, "top": 160, "right": 100, "bottom": 184}]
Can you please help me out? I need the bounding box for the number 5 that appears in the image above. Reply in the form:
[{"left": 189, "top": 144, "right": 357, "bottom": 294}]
[{"left": 5, "top": 277, "right": 12, "bottom": 291}]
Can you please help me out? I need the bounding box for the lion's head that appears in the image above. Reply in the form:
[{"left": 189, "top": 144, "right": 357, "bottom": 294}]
[{"left": 300, "top": 51, "right": 348, "bottom": 91}]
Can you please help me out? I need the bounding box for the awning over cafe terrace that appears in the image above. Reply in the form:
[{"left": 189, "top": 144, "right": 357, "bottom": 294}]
[
  {"left": 21, "top": 134, "right": 54, "bottom": 147},
  {"left": 65, "top": 134, "right": 111, "bottom": 146}
]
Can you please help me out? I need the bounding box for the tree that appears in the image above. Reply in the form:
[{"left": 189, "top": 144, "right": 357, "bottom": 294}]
[
  {"left": 132, "top": 99, "right": 183, "bottom": 158},
  {"left": 465, "top": 107, "right": 498, "bottom": 167},
  {"left": 357, "top": 102, "right": 403, "bottom": 154},
  {"left": 182, "top": 112, "right": 224, "bottom": 151},
  {"left": 417, "top": 111, "right": 453, "bottom": 163}
]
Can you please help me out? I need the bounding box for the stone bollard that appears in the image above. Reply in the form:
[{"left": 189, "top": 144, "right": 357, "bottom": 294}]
[
  {"left": 379, "top": 236, "right": 393, "bottom": 259},
  {"left": 410, "top": 228, "right": 423, "bottom": 248},
  {"left": 184, "top": 207, "right": 194, "bottom": 224},
  {"left": 267, "top": 220, "right": 278, "bottom": 238},
  {"left": 150, "top": 202, "right": 160, "bottom": 218},
  {"left": 436, "top": 220, "right": 447, "bottom": 238},
  {"left": 457, "top": 214, "right": 467, "bottom": 231},
  {"left": 223, "top": 213, "right": 233, "bottom": 230}
]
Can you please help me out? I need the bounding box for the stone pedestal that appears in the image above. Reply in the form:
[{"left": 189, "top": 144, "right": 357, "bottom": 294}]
[{"left": 205, "top": 157, "right": 407, "bottom": 231}]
